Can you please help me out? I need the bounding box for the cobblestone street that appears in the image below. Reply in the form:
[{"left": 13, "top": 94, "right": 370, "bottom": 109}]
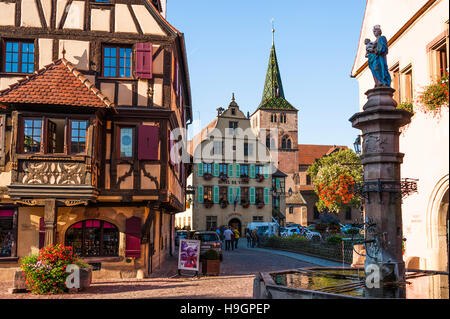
[{"left": 0, "top": 241, "right": 315, "bottom": 299}]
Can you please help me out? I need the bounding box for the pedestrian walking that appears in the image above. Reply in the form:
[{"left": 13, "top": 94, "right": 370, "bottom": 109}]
[
  {"left": 223, "top": 226, "right": 234, "bottom": 251},
  {"left": 252, "top": 228, "right": 259, "bottom": 248},
  {"left": 233, "top": 227, "right": 240, "bottom": 249},
  {"left": 246, "top": 228, "right": 252, "bottom": 248}
]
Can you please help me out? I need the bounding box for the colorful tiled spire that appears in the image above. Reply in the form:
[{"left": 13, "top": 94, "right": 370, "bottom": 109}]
[{"left": 258, "top": 25, "right": 296, "bottom": 111}]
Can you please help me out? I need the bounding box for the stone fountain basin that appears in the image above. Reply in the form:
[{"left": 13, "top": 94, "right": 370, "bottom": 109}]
[{"left": 253, "top": 267, "right": 449, "bottom": 299}]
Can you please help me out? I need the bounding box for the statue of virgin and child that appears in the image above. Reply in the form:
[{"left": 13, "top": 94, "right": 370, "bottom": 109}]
[{"left": 365, "top": 25, "right": 391, "bottom": 87}]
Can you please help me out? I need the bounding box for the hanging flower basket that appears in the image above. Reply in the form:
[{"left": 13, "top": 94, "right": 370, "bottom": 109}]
[
  {"left": 220, "top": 201, "right": 228, "bottom": 209},
  {"left": 256, "top": 174, "right": 265, "bottom": 183},
  {"left": 417, "top": 71, "right": 449, "bottom": 115},
  {"left": 203, "top": 173, "right": 213, "bottom": 181},
  {"left": 241, "top": 200, "right": 250, "bottom": 209},
  {"left": 204, "top": 201, "right": 213, "bottom": 209},
  {"left": 257, "top": 202, "right": 265, "bottom": 209}
]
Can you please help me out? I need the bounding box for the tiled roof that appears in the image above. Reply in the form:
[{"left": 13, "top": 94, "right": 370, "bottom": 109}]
[
  {"left": 298, "top": 144, "right": 348, "bottom": 166},
  {"left": 286, "top": 191, "right": 307, "bottom": 205},
  {"left": 0, "top": 59, "right": 115, "bottom": 110}
]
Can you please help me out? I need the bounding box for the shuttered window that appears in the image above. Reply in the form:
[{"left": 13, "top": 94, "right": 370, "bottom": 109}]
[
  {"left": 228, "top": 186, "right": 234, "bottom": 204},
  {"left": 125, "top": 217, "right": 141, "bottom": 258},
  {"left": 228, "top": 163, "right": 234, "bottom": 178},
  {"left": 264, "top": 188, "right": 270, "bottom": 205},
  {"left": 213, "top": 162, "right": 219, "bottom": 176},
  {"left": 135, "top": 43, "right": 153, "bottom": 79},
  {"left": 198, "top": 163, "right": 204, "bottom": 176},
  {"left": 249, "top": 164, "right": 255, "bottom": 178},
  {"left": 249, "top": 187, "right": 256, "bottom": 204},
  {"left": 198, "top": 186, "right": 204, "bottom": 203},
  {"left": 138, "top": 125, "right": 159, "bottom": 160},
  {"left": 213, "top": 186, "right": 220, "bottom": 203}
]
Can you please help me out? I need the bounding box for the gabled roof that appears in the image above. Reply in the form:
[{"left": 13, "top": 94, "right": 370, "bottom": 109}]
[
  {"left": 298, "top": 144, "right": 348, "bottom": 166},
  {"left": 0, "top": 59, "right": 115, "bottom": 111},
  {"left": 256, "top": 44, "right": 297, "bottom": 112}
]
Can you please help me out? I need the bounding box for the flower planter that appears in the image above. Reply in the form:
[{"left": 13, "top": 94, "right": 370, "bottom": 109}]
[
  {"left": 220, "top": 201, "right": 228, "bottom": 209},
  {"left": 219, "top": 175, "right": 228, "bottom": 183},
  {"left": 241, "top": 201, "right": 250, "bottom": 209},
  {"left": 241, "top": 176, "right": 249, "bottom": 183},
  {"left": 13, "top": 267, "right": 92, "bottom": 293},
  {"left": 256, "top": 175, "right": 265, "bottom": 183},
  {"left": 204, "top": 201, "right": 213, "bottom": 209},
  {"left": 202, "top": 259, "right": 221, "bottom": 276},
  {"left": 257, "top": 202, "right": 265, "bottom": 209},
  {"left": 203, "top": 173, "right": 213, "bottom": 181}
]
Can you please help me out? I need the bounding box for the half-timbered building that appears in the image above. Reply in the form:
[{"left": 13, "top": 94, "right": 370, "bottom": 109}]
[{"left": 0, "top": 0, "right": 192, "bottom": 280}]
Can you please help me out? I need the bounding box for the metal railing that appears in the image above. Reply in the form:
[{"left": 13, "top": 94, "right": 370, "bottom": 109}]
[{"left": 259, "top": 236, "right": 354, "bottom": 265}]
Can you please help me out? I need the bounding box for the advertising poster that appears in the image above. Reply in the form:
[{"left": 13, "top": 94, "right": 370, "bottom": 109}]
[{"left": 178, "top": 239, "right": 200, "bottom": 272}]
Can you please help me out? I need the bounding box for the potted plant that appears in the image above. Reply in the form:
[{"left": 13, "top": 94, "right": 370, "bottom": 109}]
[
  {"left": 256, "top": 174, "right": 265, "bottom": 183},
  {"left": 241, "top": 175, "right": 249, "bottom": 183},
  {"left": 201, "top": 249, "right": 221, "bottom": 276},
  {"left": 203, "top": 173, "right": 213, "bottom": 181},
  {"left": 18, "top": 244, "right": 92, "bottom": 295},
  {"left": 219, "top": 173, "right": 228, "bottom": 183},
  {"left": 256, "top": 201, "right": 265, "bottom": 209}
]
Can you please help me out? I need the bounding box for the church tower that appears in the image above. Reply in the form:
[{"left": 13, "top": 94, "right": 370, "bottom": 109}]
[{"left": 250, "top": 27, "right": 299, "bottom": 196}]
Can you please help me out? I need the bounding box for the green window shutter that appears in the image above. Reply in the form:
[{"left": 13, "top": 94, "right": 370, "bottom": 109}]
[
  {"left": 213, "top": 163, "right": 219, "bottom": 177},
  {"left": 213, "top": 186, "right": 219, "bottom": 203},
  {"left": 235, "top": 164, "right": 240, "bottom": 178},
  {"left": 276, "top": 178, "right": 280, "bottom": 190},
  {"left": 264, "top": 187, "right": 270, "bottom": 205},
  {"left": 263, "top": 165, "right": 270, "bottom": 178},
  {"left": 250, "top": 187, "right": 255, "bottom": 204},
  {"left": 236, "top": 187, "right": 241, "bottom": 204},
  {"left": 198, "top": 163, "right": 203, "bottom": 176},
  {"left": 228, "top": 163, "right": 233, "bottom": 177},
  {"left": 249, "top": 164, "right": 255, "bottom": 178},
  {"left": 198, "top": 186, "right": 204, "bottom": 203},
  {"left": 228, "top": 186, "right": 234, "bottom": 204}
]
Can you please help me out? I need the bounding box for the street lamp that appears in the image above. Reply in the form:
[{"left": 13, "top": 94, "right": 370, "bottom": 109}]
[
  {"left": 353, "top": 135, "right": 362, "bottom": 155},
  {"left": 288, "top": 187, "right": 293, "bottom": 197}
]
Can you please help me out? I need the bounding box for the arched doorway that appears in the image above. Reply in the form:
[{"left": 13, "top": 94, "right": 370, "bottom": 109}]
[
  {"left": 228, "top": 218, "right": 242, "bottom": 237},
  {"left": 427, "top": 175, "right": 449, "bottom": 272}
]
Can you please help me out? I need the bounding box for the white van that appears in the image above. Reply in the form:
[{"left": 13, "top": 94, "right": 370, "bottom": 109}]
[{"left": 246, "top": 222, "right": 279, "bottom": 237}]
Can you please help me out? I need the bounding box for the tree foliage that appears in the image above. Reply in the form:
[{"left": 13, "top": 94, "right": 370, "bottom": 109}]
[{"left": 307, "top": 149, "right": 363, "bottom": 213}]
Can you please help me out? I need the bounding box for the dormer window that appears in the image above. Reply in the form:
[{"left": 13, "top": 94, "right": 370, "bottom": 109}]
[{"left": 231, "top": 108, "right": 236, "bottom": 115}]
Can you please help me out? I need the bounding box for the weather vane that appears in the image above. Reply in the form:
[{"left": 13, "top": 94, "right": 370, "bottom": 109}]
[{"left": 271, "top": 18, "right": 275, "bottom": 45}]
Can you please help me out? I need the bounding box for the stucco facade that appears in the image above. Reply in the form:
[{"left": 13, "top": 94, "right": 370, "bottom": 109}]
[{"left": 352, "top": 0, "right": 449, "bottom": 271}]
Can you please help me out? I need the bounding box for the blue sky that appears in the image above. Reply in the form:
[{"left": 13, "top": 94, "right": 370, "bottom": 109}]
[{"left": 167, "top": 0, "right": 367, "bottom": 148}]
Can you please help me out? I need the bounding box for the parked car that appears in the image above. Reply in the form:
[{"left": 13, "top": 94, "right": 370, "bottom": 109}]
[
  {"left": 341, "top": 224, "right": 363, "bottom": 235},
  {"left": 175, "top": 230, "right": 189, "bottom": 246},
  {"left": 192, "top": 231, "right": 223, "bottom": 261},
  {"left": 281, "top": 226, "right": 322, "bottom": 241}
]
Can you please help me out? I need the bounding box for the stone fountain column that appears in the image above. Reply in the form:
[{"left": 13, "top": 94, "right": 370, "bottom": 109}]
[{"left": 349, "top": 87, "right": 412, "bottom": 286}]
